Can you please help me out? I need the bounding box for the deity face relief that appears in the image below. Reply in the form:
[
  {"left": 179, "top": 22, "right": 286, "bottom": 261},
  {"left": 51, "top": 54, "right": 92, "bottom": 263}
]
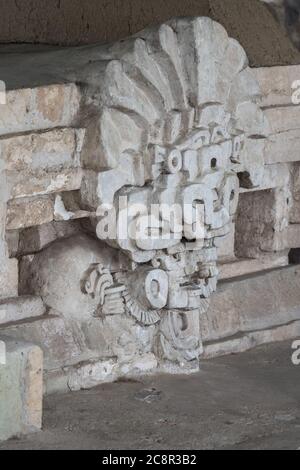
[
  {"left": 95, "top": 108, "right": 243, "bottom": 314},
  {"left": 78, "top": 17, "right": 268, "bottom": 364},
  {"left": 28, "top": 17, "right": 267, "bottom": 367}
]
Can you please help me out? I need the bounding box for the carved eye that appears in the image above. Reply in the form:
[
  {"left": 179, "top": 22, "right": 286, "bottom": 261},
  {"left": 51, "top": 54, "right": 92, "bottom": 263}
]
[
  {"left": 230, "top": 190, "right": 235, "bottom": 202},
  {"left": 211, "top": 158, "right": 217, "bottom": 169},
  {"left": 150, "top": 279, "right": 160, "bottom": 297},
  {"left": 166, "top": 149, "right": 183, "bottom": 173}
]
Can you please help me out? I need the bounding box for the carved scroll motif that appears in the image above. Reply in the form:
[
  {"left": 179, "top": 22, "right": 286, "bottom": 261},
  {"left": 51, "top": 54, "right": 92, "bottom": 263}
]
[{"left": 83, "top": 264, "right": 126, "bottom": 317}]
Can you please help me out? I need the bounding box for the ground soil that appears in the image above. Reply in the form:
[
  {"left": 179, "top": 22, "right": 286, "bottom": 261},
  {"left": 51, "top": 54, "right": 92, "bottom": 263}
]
[{"left": 1, "top": 341, "right": 299, "bottom": 450}]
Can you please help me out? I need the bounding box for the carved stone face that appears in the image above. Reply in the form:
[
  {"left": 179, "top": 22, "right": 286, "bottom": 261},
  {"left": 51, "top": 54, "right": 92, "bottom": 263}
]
[
  {"left": 79, "top": 17, "right": 268, "bottom": 333},
  {"left": 108, "top": 108, "right": 243, "bottom": 314},
  {"left": 26, "top": 17, "right": 267, "bottom": 367}
]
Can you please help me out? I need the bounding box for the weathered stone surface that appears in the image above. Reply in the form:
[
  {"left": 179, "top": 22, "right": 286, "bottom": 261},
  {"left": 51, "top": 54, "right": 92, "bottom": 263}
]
[
  {"left": 0, "top": 84, "right": 81, "bottom": 136},
  {"left": 45, "top": 353, "right": 158, "bottom": 394},
  {"left": 264, "top": 106, "right": 300, "bottom": 134},
  {"left": 0, "top": 160, "right": 15, "bottom": 299},
  {"left": 6, "top": 196, "right": 54, "bottom": 230},
  {"left": 202, "top": 265, "right": 300, "bottom": 344},
  {"left": 240, "top": 163, "right": 290, "bottom": 193},
  {"left": 0, "top": 296, "right": 46, "bottom": 326},
  {"left": 0, "top": 256, "right": 18, "bottom": 299},
  {"left": 286, "top": 224, "right": 300, "bottom": 249},
  {"left": 203, "top": 320, "right": 300, "bottom": 358},
  {"left": 264, "top": 129, "right": 300, "bottom": 164},
  {"left": 8, "top": 169, "right": 83, "bottom": 200},
  {"left": 0, "top": 339, "right": 43, "bottom": 441},
  {"left": 2, "top": 129, "right": 84, "bottom": 172},
  {"left": 16, "top": 220, "right": 83, "bottom": 256},
  {"left": 1, "top": 314, "right": 83, "bottom": 371},
  {"left": 5, "top": 229, "right": 19, "bottom": 258},
  {"left": 217, "top": 220, "right": 235, "bottom": 261},
  {"left": 252, "top": 65, "right": 300, "bottom": 107},
  {"left": 218, "top": 252, "right": 289, "bottom": 280},
  {"left": 235, "top": 188, "right": 290, "bottom": 258}
]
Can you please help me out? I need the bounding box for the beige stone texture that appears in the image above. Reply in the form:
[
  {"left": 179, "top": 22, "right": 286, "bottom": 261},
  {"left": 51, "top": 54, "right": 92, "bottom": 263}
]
[
  {"left": 0, "top": 296, "right": 46, "bottom": 326},
  {"left": 202, "top": 265, "right": 300, "bottom": 344},
  {"left": 0, "top": 339, "right": 43, "bottom": 441},
  {"left": 0, "top": 84, "right": 81, "bottom": 136},
  {"left": 218, "top": 252, "right": 289, "bottom": 280},
  {"left": 253, "top": 65, "right": 300, "bottom": 107},
  {"left": 235, "top": 188, "right": 291, "bottom": 258},
  {"left": 6, "top": 196, "right": 54, "bottom": 230}
]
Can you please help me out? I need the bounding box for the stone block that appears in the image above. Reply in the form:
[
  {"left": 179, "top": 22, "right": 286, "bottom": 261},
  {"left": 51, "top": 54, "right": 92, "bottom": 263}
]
[
  {"left": 286, "top": 224, "right": 300, "bottom": 249},
  {"left": 2, "top": 128, "right": 84, "bottom": 173},
  {"left": 240, "top": 163, "right": 290, "bottom": 193},
  {"left": 264, "top": 129, "right": 300, "bottom": 164},
  {"left": 0, "top": 84, "right": 81, "bottom": 136},
  {"left": 218, "top": 252, "right": 289, "bottom": 280},
  {"left": 263, "top": 105, "right": 300, "bottom": 134},
  {"left": 217, "top": 220, "right": 235, "bottom": 262},
  {"left": 7, "top": 168, "right": 83, "bottom": 199},
  {"left": 6, "top": 196, "right": 54, "bottom": 230},
  {"left": 252, "top": 65, "right": 300, "bottom": 107},
  {"left": 203, "top": 320, "right": 300, "bottom": 358},
  {"left": 0, "top": 257, "right": 18, "bottom": 299},
  {"left": 5, "top": 229, "right": 19, "bottom": 258},
  {"left": 0, "top": 296, "right": 46, "bottom": 325},
  {"left": 17, "top": 220, "right": 83, "bottom": 256},
  {"left": 0, "top": 314, "right": 83, "bottom": 371},
  {"left": 0, "top": 339, "right": 43, "bottom": 441},
  {"left": 202, "top": 265, "right": 300, "bottom": 344}
]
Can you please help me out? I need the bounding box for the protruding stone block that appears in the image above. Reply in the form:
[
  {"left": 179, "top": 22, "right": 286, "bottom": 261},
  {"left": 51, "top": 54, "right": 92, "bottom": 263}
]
[
  {"left": 202, "top": 265, "right": 300, "bottom": 345},
  {"left": 0, "top": 296, "right": 46, "bottom": 325},
  {"left": 0, "top": 84, "right": 81, "bottom": 136},
  {"left": 264, "top": 106, "right": 300, "bottom": 134},
  {"left": 0, "top": 339, "right": 43, "bottom": 441},
  {"left": 290, "top": 162, "right": 300, "bottom": 223},
  {"left": 16, "top": 220, "right": 83, "bottom": 256},
  {"left": 264, "top": 129, "right": 300, "bottom": 164},
  {"left": 6, "top": 196, "right": 54, "bottom": 230},
  {"left": 0, "top": 257, "right": 18, "bottom": 299},
  {"left": 2, "top": 128, "right": 84, "bottom": 173},
  {"left": 252, "top": 65, "right": 300, "bottom": 107}
]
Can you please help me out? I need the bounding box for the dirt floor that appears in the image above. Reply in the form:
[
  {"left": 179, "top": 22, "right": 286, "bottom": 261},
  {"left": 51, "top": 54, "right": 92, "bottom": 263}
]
[{"left": 1, "top": 341, "right": 300, "bottom": 450}]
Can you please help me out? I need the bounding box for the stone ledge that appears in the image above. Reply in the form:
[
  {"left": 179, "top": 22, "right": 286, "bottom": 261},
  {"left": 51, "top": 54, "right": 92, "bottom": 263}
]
[
  {"left": 0, "top": 84, "right": 81, "bottom": 137},
  {"left": 0, "top": 296, "right": 46, "bottom": 326},
  {"left": 253, "top": 65, "right": 300, "bottom": 107},
  {"left": 203, "top": 265, "right": 300, "bottom": 343},
  {"left": 218, "top": 253, "right": 289, "bottom": 280},
  {"left": 203, "top": 320, "right": 300, "bottom": 358},
  {"left": 265, "top": 129, "right": 300, "bottom": 164}
]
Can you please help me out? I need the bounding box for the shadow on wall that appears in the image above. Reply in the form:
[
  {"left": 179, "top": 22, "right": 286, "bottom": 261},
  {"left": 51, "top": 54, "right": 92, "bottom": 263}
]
[
  {"left": 0, "top": 0, "right": 299, "bottom": 67},
  {"left": 285, "top": 0, "right": 300, "bottom": 48},
  {"left": 264, "top": 0, "right": 300, "bottom": 49}
]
